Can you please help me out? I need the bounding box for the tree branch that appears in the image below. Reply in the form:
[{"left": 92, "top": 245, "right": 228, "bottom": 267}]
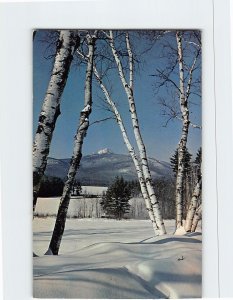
[
  {"left": 109, "top": 30, "right": 130, "bottom": 90},
  {"left": 125, "top": 32, "right": 134, "bottom": 89},
  {"left": 152, "top": 68, "right": 181, "bottom": 93},
  {"left": 186, "top": 48, "right": 201, "bottom": 101},
  {"left": 190, "top": 122, "right": 202, "bottom": 129},
  {"left": 89, "top": 117, "right": 115, "bottom": 126}
]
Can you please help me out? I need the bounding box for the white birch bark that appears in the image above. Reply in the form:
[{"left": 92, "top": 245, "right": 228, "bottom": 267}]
[
  {"left": 175, "top": 31, "right": 190, "bottom": 229},
  {"left": 185, "top": 177, "right": 202, "bottom": 232},
  {"left": 191, "top": 204, "right": 202, "bottom": 232},
  {"left": 93, "top": 65, "right": 159, "bottom": 235},
  {"left": 33, "top": 30, "right": 79, "bottom": 212},
  {"left": 109, "top": 31, "right": 166, "bottom": 235},
  {"left": 47, "top": 35, "right": 95, "bottom": 255}
]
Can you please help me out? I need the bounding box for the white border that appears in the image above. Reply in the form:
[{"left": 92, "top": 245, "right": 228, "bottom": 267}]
[
  {"left": 214, "top": 0, "right": 233, "bottom": 297},
  {"left": 0, "top": 0, "right": 232, "bottom": 298}
]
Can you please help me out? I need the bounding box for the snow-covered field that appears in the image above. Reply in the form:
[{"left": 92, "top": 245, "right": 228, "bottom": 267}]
[
  {"left": 33, "top": 218, "right": 201, "bottom": 299},
  {"left": 82, "top": 185, "right": 108, "bottom": 195},
  {"left": 34, "top": 197, "right": 103, "bottom": 218}
]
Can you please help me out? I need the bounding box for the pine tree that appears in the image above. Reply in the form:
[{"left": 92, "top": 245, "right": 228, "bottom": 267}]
[
  {"left": 194, "top": 147, "right": 202, "bottom": 178},
  {"left": 194, "top": 147, "right": 202, "bottom": 164},
  {"left": 170, "top": 147, "right": 192, "bottom": 223},
  {"left": 128, "top": 180, "right": 141, "bottom": 197},
  {"left": 170, "top": 148, "right": 192, "bottom": 177},
  {"left": 100, "top": 176, "right": 131, "bottom": 220}
]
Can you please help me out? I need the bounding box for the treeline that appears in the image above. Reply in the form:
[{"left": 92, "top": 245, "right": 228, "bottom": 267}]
[
  {"left": 36, "top": 176, "right": 176, "bottom": 219},
  {"left": 38, "top": 176, "right": 64, "bottom": 197},
  {"left": 38, "top": 176, "right": 81, "bottom": 197}
]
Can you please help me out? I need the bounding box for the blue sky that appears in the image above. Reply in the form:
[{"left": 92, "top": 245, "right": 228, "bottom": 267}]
[{"left": 33, "top": 30, "right": 201, "bottom": 162}]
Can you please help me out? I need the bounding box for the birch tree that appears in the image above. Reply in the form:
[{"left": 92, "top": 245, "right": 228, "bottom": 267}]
[
  {"left": 175, "top": 31, "right": 201, "bottom": 229},
  {"left": 91, "top": 62, "right": 160, "bottom": 234},
  {"left": 46, "top": 33, "right": 96, "bottom": 255},
  {"left": 185, "top": 177, "right": 202, "bottom": 232},
  {"left": 33, "top": 30, "right": 80, "bottom": 212},
  {"left": 175, "top": 31, "right": 189, "bottom": 228},
  {"left": 76, "top": 39, "right": 163, "bottom": 234},
  {"left": 106, "top": 30, "right": 166, "bottom": 234},
  {"left": 152, "top": 31, "right": 201, "bottom": 230},
  {"left": 191, "top": 204, "right": 202, "bottom": 232},
  {"left": 170, "top": 147, "right": 192, "bottom": 216}
]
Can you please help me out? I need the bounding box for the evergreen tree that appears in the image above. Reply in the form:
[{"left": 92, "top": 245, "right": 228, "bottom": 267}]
[
  {"left": 128, "top": 180, "right": 141, "bottom": 197},
  {"left": 194, "top": 147, "right": 202, "bottom": 165},
  {"left": 153, "top": 178, "right": 176, "bottom": 219},
  {"left": 38, "top": 176, "right": 64, "bottom": 197},
  {"left": 194, "top": 147, "right": 202, "bottom": 178},
  {"left": 170, "top": 148, "right": 192, "bottom": 177},
  {"left": 100, "top": 176, "right": 131, "bottom": 219},
  {"left": 170, "top": 147, "right": 193, "bottom": 217}
]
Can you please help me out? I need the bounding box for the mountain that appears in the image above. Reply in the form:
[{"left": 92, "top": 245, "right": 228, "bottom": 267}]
[{"left": 45, "top": 150, "right": 172, "bottom": 186}]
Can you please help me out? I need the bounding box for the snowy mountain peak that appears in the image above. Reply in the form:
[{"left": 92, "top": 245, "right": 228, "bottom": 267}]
[{"left": 97, "top": 148, "right": 113, "bottom": 155}]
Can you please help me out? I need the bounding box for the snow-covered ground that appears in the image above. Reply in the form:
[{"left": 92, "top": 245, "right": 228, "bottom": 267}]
[
  {"left": 34, "top": 197, "right": 102, "bottom": 218},
  {"left": 82, "top": 185, "right": 108, "bottom": 195},
  {"left": 33, "top": 218, "right": 201, "bottom": 299}
]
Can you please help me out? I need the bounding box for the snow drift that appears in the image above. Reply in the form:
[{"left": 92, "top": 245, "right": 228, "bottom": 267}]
[{"left": 33, "top": 219, "right": 201, "bottom": 298}]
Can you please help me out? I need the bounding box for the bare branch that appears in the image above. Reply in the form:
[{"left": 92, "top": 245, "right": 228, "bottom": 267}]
[
  {"left": 162, "top": 116, "right": 175, "bottom": 127},
  {"left": 183, "top": 40, "right": 201, "bottom": 49},
  {"left": 174, "top": 116, "right": 201, "bottom": 129},
  {"left": 153, "top": 68, "right": 180, "bottom": 92},
  {"left": 89, "top": 117, "right": 115, "bottom": 126},
  {"left": 190, "top": 122, "right": 202, "bottom": 129},
  {"left": 186, "top": 48, "right": 201, "bottom": 101},
  {"left": 101, "top": 30, "right": 111, "bottom": 39},
  {"left": 159, "top": 96, "right": 182, "bottom": 125}
]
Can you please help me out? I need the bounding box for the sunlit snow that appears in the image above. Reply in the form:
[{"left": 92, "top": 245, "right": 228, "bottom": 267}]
[{"left": 33, "top": 218, "right": 201, "bottom": 299}]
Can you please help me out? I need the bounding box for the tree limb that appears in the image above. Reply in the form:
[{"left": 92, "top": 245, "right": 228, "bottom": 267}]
[
  {"left": 89, "top": 117, "right": 115, "bottom": 126},
  {"left": 186, "top": 48, "right": 201, "bottom": 101}
]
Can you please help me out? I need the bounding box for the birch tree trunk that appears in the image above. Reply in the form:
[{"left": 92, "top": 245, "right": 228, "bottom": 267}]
[
  {"left": 47, "top": 35, "right": 95, "bottom": 255},
  {"left": 175, "top": 31, "right": 190, "bottom": 229},
  {"left": 185, "top": 177, "right": 202, "bottom": 232},
  {"left": 33, "top": 30, "right": 79, "bottom": 212},
  {"left": 109, "top": 31, "right": 166, "bottom": 235},
  {"left": 191, "top": 204, "right": 202, "bottom": 232},
  {"left": 93, "top": 66, "right": 159, "bottom": 235}
]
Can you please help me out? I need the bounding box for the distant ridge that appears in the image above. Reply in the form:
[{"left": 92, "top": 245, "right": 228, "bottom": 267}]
[{"left": 46, "top": 152, "right": 172, "bottom": 186}]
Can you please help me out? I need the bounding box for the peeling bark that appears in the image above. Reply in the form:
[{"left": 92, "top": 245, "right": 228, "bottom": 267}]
[
  {"left": 33, "top": 30, "right": 80, "bottom": 212},
  {"left": 185, "top": 177, "right": 202, "bottom": 232},
  {"left": 109, "top": 31, "right": 166, "bottom": 235},
  {"left": 47, "top": 35, "right": 96, "bottom": 255},
  {"left": 191, "top": 204, "right": 202, "bottom": 232},
  {"left": 175, "top": 31, "right": 190, "bottom": 228}
]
